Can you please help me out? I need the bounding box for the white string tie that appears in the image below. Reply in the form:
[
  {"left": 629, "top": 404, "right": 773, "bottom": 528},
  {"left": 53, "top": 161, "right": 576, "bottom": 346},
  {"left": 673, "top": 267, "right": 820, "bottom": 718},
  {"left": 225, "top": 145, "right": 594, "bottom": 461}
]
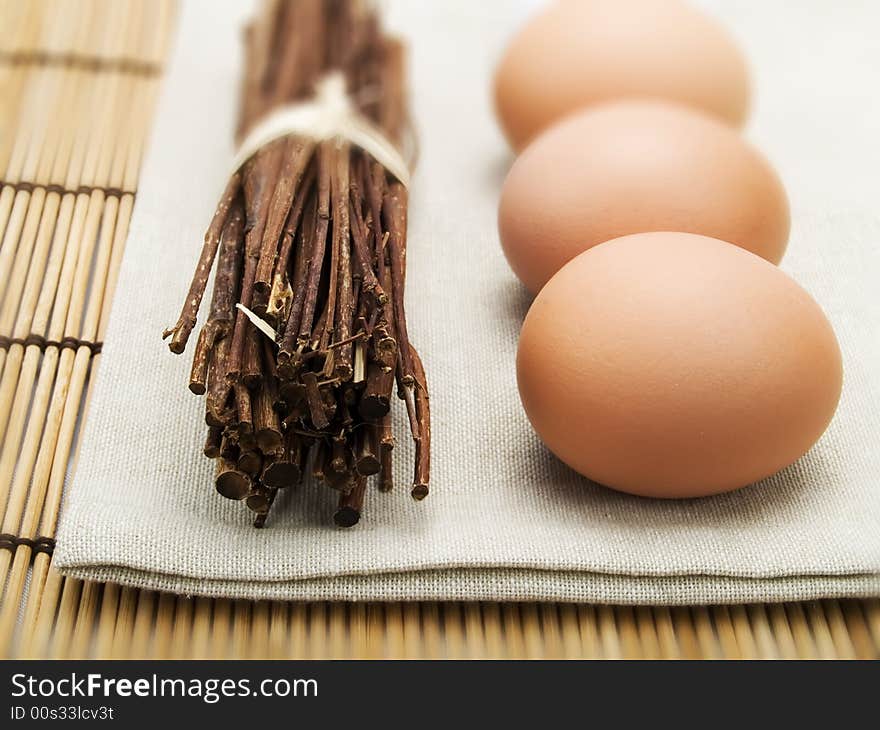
[{"left": 230, "top": 72, "right": 410, "bottom": 186}]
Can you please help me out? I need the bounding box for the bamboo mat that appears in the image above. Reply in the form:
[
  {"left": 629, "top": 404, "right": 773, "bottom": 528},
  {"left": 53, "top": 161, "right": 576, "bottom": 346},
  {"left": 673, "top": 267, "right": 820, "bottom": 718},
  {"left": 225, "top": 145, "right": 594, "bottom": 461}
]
[{"left": 0, "top": 0, "right": 877, "bottom": 661}]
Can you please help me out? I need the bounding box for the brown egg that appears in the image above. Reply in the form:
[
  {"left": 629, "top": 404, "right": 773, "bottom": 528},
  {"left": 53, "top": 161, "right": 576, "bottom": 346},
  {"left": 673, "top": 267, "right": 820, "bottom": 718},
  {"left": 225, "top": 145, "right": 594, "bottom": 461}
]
[
  {"left": 517, "top": 232, "right": 842, "bottom": 498},
  {"left": 499, "top": 101, "right": 790, "bottom": 293},
  {"left": 494, "top": 0, "right": 750, "bottom": 150}
]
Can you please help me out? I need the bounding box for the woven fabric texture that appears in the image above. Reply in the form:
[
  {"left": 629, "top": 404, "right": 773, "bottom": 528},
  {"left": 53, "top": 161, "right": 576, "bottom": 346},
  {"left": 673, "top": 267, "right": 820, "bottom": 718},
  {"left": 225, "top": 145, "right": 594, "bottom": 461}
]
[{"left": 55, "top": 0, "right": 880, "bottom": 603}]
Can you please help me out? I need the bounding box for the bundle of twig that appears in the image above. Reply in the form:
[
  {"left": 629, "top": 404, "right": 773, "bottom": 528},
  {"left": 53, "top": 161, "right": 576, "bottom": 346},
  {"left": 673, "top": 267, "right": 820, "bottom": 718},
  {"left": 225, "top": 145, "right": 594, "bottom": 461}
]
[{"left": 163, "top": 0, "right": 429, "bottom": 527}]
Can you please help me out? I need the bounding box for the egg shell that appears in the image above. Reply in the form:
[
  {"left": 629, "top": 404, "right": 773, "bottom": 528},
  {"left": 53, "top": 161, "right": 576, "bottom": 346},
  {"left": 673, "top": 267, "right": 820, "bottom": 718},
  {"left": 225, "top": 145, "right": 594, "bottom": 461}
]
[
  {"left": 516, "top": 232, "right": 842, "bottom": 498},
  {"left": 494, "top": 0, "right": 750, "bottom": 150},
  {"left": 499, "top": 100, "right": 790, "bottom": 294}
]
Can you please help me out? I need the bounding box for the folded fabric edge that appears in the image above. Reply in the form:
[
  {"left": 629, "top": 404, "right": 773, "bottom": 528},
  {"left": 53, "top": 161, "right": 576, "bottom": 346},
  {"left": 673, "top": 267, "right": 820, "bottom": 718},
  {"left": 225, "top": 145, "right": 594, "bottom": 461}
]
[
  {"left": 53, "top": 511, "right": 880, "bottom": 584},
  {"left": 55, "top": 564, "right": 880, "bottom": 605},
  {"left": 52, "top": 528, "right": 880, "bottom": 583}
]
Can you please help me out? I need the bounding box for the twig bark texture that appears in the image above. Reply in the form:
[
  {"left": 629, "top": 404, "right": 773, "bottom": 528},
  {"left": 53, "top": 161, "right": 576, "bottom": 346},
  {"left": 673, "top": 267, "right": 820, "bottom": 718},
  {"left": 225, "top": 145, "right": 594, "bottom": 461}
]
[{"left": 164, "top": 0, "right": 429, "bottom": 527}]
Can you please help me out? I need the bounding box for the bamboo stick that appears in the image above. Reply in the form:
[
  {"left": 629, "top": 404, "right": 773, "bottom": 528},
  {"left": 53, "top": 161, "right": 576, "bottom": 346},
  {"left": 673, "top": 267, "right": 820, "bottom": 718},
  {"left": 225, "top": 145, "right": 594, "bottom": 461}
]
[
  {"left": 19, "top": 565, "right": 60, "bottom": 658},
  {"left": 821, "top": 600, "right": 856, "bottom": 659},
  {"left": 93, "top": 582, "right": 120, "bottom": 658},
  {"left": 865, "top": 600, "right": 880, "bottom": 647},
  {"left": 232, "top": 600, "right": 251, "bottom": 658},
  {"left": 130, "top": 590, "right": 157, "bottom": 658},
  {"left": 480, "top": 603, "right": 505, "bottom": 659},
  {"left": 669, "top": 606, "right": 701, "bottom": 659},
  {"left": 539, "top": 603, "right": 564, "bottom": 659},
  {"left": 360, "top": 603, "right": 382, "bottom": 658},
  {"left": 328, "top": 602, "right": 347, "bottom": 658},
  {"left": 86, "top": 570, "right": 119, "bottom": 659},
  {"left": 210, "top": 599, "right": 232, "bottom": 659},
  {"left": 805, "top": 600, "right": 837, "bottom": 659},
  {"left": 68, "top": 580, "right": 101, "bottom": 658},
  {"left": 746, "top": 604, "right": 780, "bottom": 659},
  {"left": 575, "top": 605, "right": 601, "bottom": 659},
  {"left": 499, "top": 603, "right": 524, "bottom": 659},
  {"left": 841, "top": 601, "right": 878, "bottom": 659},
  {"left": 419, "top": 603, "right": 444, "bottom": 659},
  {"left": 463, "top": 602, "right": 486, "bottom": 659},
  {"left": 597, "top": 605, "right": 622, "bottom": 659},
  {"left": 712, "top": 605, "right": 742, "bottom": 658},
  {"left": 169, "top": 597, "right": 194, "bottom": 660},
  {"left": 48, "top": 576, "right": 82, "bottom": 659},
  {"left": 690, "top": 606, "right": 721, "bottom": 659},
  {"left": 152, "top": 592, "right": 176, "bottom": 659},
  {"left": 110, "top": 586, "right": 139, "bottom": 658},
  {"left": 403, "top": 603, "right": 425, "bottom": 659},
  {"left": 268, "top": 602, "right": 291, "bottom": 659},
  {"left": 728, "top": 604, "right": 758, "bottom": 658},
  {"left": 651, "top": 607, "right": 680, "bottom": 659},
  {"left": 520, "top": 603, "right": 545, "bottom": 658},
  {"left": 287, "top": 602, "right": 308, "bottom": 659},
  {"left": 349, "top": 602, "right": 370, "bottom": 658},
  {"left": 556, "top": 604, "right": 580, "bottom": 659},
  {"left": 250, "top": 601, "right": 270, "bottom": 659},
  {"left": 442, "top": 602, "right": 466, "bottom": 659},
  {"left": 17, "top": 564, "right": 57, "bottom": 658},
  {"left": 191, "top": 597, "right": 213, "bottom": 659},
  {"left": 784, "top": 602, "right": 818, "bottom": 658},
  {"left": 766, "top": 602, "right": 799, "bottom": 659},
  {"left": 383, "top": 602, "right": 404, "bottom": 659},
  {"left": 634, "top": 606, "right": 663, "bottom": 658},
  {"left": 306, "top": 603, "right": 327, "bottom": 659},
  {"left": 613, "top": 606, "right": 642, "bottom": 659}
]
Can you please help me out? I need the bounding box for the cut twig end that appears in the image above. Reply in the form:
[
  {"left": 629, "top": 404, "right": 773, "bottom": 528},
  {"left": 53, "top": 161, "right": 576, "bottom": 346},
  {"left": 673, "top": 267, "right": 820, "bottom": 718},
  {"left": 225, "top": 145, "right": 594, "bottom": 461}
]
[
  {"left": 162, "top": 325, "right": 187, "bottom": 354},
  {"left": 333, "top": 506, "right": 361, "bottom": 528},
  {"left": 216, "top": 469, "right": 251, "bottom": 500}
]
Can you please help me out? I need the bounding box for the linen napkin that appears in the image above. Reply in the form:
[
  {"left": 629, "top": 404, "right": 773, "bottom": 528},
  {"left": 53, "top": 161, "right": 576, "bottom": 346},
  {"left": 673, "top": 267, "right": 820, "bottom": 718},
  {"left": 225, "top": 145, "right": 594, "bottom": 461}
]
[{"left": 55, "top": 0, "right": 880, "bottom": 603}]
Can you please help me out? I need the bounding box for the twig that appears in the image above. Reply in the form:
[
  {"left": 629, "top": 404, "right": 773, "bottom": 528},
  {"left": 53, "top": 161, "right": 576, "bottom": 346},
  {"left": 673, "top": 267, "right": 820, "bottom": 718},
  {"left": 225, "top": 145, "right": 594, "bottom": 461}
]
[
  {"left": 163, "top": 173, "right": 241, "bottom": 353},
  {"left": 409, "top": 344, "right": 430, "bottom": 500},
  {"left": 334, "top": 474, "right": 366, "bottom": 527}
]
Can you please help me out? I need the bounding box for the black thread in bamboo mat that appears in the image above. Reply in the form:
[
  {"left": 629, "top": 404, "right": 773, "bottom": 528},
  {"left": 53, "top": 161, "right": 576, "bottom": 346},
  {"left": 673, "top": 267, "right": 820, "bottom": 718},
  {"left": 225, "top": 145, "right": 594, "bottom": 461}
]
[
  {"left": 0, "top": 534, "right": 55, "bottom": 556},
  {"left": 0, "top": 50, "right": 162, "bottom": 76},
  {"left": 0, "top": 179, "right": 137, "bottom": 198},
  {"left": 0, "top": 334, "right": 103, "bottom": 355},
  {"left": 0, "top": 0, "right": 876, "bottom": 660}
]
